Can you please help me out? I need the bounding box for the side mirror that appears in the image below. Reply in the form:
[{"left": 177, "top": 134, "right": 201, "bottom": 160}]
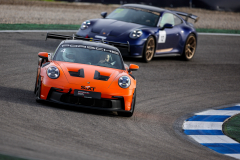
[
  {"left": 101, "top": 12, "right": 107, "bottom": 18},
  {"left": 161, "top": 23, "right": 173, "bottom": 30},
  {"left": 38, "top": 52, "right": 49, "bottom": 59},
  {"left": 129, "top": 64, "right": 139, "bottom": 72}
]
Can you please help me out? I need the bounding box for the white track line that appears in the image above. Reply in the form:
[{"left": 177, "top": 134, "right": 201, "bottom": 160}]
[
  {"left": 226, "top": 154, "right": 240, "bottom": 159},
  {"left": 183, "top": 121, "right": 223, "bottom": 130},
  {"left": 195, "top": 110, "right": 240, "bottom": 115},
  {"left": 189, "top": 135, "right": 238, "bottom": 143},
  {"left": 198, "top": 33, "right": 240, "bottom": 36}
]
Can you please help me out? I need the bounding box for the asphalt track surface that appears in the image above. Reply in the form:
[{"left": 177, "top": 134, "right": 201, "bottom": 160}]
[{"left": 0, "top": 32, "right": 240, "bottom": 160}]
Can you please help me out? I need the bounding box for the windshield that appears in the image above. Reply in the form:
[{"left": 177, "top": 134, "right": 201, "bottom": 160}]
[
  {"left": 53, "top": 44, "right": 124, "bottom": 70},
  {"left": 106, "top": 7, "right": 160, "bottom": 27}
]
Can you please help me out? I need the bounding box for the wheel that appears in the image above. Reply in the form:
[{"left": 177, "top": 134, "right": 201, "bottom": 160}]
[
  {"left": 118, "top": 89, "right": 136, "bottom": 117},
  {"left": 182, "top": 34, "right": 197, "bottom": 61},
  {"left": 142, "top": 36, "right": 155, "bottom": 63},
  {"left": 35, "top": 76, "right": 42, "bottom": 102}
]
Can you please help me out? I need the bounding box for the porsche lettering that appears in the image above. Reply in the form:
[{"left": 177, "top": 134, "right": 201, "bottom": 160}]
[{"left": 61, "top": 45, "right": 119, "bottom": 55}]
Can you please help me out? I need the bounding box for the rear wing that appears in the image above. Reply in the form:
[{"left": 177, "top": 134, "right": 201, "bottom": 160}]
[
  {"left": 46, "top": 33, "right": 130, "bottom": 52},
  {"left": 172, "top": 11, "right": 199, "bottom": 23}
]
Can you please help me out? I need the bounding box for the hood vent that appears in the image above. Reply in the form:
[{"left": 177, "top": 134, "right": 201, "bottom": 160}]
[
  {"left": 94, "top": 70, "right": 109, "bottom": 81},
  {"left": 69, "top": 69, "right": 84, "bottom": 78}
]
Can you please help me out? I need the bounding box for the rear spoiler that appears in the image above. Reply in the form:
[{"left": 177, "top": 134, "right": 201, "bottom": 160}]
[
  {"left": 172, "top": 11, "right": 199, "bottom": 23},
  {"left": 46, "top": 33, "right": 130, "bottom": 52}
]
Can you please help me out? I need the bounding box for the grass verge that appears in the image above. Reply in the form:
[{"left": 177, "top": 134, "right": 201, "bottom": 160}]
[
  {"left": 197, "top": 28, "right": 240, "bottom": 34},
  {"left": 0, "top": 24, "right": 79, "bottom": 30},
  {"left": 223, "top": 114, "right": 240, "bottom": 143},
  {"left": 0, "top": 24, "right": 240, "bottom": 34},
  {"left": 0, "top": 154, "right": 28, "bottom": 160}
]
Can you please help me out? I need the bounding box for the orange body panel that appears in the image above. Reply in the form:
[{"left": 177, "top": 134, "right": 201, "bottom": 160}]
[{"left": 39, "top": 61, "right": 136, "bottom": 111}]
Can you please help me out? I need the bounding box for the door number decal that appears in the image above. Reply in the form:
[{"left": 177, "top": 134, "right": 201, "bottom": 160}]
[{"left": 158, "top": 31, "right": 166, "bottom": 43}]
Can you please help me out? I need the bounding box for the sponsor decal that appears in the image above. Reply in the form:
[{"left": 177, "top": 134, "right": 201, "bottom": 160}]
[
  {"left": 61, "top": 44, "right": 119, "bottom": 55},
  {"left": 87, "top": 46, "right": 96, "bottom": 50},
  {"left": 158, "top": 31, "right": 166, "bottom": 43},
  {"left": 114, "top": 8, "right": 124, "bottom": 13},
  {"left": 95, "top": 35, "right": 107, "bottom": 39},
  {"left": 77, "top": 91, "right": 90, "bottom": 95},
  {"left": 81, "top": 86, "right": 95, "bottom": 91}
]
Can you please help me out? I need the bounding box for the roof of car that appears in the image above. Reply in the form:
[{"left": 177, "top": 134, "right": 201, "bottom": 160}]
[
  {"left": 122, "top": 4, "right": 166, "bottom": 13},
  {"left": 61, "top": 40, "right": 120, "bottom": 52}
]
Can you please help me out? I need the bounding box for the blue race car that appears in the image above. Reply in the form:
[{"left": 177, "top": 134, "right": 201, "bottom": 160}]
[{"left": 76, "top": 4, "right": 199, "bottom": 62}]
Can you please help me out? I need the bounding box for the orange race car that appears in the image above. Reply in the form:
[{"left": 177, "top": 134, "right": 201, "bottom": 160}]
[{"left": 34, "top": 33, "right": 139, "bottom": 117}]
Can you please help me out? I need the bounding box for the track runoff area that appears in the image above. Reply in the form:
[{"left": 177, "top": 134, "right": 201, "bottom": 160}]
[{"left": 183, "top": 104, "right": 240, "bottom": 159}]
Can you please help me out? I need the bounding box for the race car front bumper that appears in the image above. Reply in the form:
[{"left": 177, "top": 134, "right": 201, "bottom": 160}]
[
  {"left": 39, "top": 78, "right": 135, "bottom": 112},
  {"left": 45, "top": 88, "right": 126, "bottom": 112},
  {"left": 119, "top": 44, "right": 145, "bottom": 57}
]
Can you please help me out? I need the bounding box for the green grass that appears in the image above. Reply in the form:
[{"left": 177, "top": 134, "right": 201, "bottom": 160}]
[
  {"left": 196, "top": 28, "right": 240, "bottom": 34},
  {"left": 0, "top": 24, "right": 79, "bottom": 30},
  {"left": 0, "top": 24, "right": 240, "bottom": 34},
  {"left": 0, "top": 154, "right": 28, "bottom": 160},
  {"left": 223, "top": 114, "right": 240, "bottom": 143}
]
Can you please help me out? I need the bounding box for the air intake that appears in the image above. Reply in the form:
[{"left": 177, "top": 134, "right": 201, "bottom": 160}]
[
  {"left": 94, "top": 70, "right": 109, "bottom": 81},
  {"left": 69, "top": 69, "right": 84, "bottom": 78}
]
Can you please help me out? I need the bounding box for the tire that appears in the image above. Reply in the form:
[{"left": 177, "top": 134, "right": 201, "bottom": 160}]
[
  {"left": 118, "top": 89, "right": 136, "bottom": 117},
  {"left": 35, "top": 76, "right": 42, "bottom": 103},
  {"left": 142, "top": 36, "right": 155, "bottom": 63},
  {"left": 34, "top": 78, "right": 37, "bottom": 94},
  {"left": 34, "top": 74, "right": 38, "bottom": 94},
  {"left": 182, "top": 34, "right": 197, "bottom": 61}
]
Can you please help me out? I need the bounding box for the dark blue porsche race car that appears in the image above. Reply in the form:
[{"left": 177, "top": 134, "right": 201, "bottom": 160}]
[{"left": 76, "top": 4, "right": 199, "bottom": 62}]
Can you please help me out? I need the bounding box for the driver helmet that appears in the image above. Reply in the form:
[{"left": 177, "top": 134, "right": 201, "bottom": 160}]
[{"left": 62, "top": 48, "right": 76, "bottom": 62}]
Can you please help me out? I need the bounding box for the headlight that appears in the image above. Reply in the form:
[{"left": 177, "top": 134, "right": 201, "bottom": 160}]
[
  {"left": 80, "top": 20, "right": 91, "bottom": 30},
  {"left": 129, "top": 29, "right": 143, "bottom": 39},
  {"left": 47, "top": 66, "right": 60, "bottom": 79},
  {"left": 118, "top": 76, "right": 131, "bottom": 88}
]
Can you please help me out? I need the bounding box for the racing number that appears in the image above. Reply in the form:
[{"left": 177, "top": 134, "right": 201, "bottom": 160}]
[{"left": 158, "top": 31, "right": 166, "bottom": 43}]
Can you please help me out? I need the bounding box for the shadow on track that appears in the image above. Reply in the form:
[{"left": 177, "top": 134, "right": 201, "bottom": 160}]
[{"left": 0, "top": 86, "right": 119, "bottom": 118}]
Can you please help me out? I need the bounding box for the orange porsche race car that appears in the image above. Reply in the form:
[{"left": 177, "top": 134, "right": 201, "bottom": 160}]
[{"left": 34, "top": 33, "right": 139, "bottom": 117}]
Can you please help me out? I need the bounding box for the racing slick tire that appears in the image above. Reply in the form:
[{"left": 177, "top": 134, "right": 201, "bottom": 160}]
[
  {"left": 34, "top": 73, "right": 38, "bottom": 94},
  {"left": 118, "top": 89, "right": 136, "bottom": 117},
  {"left": 142, "top": 36, "right": 155, "bottom": 63},
  {"left": 34, "top": 78, "right": 37, "bottom": 94},
  {"left": 35, "top": 76, "right": 42, "bottom": 103},
  {"left": 181, "top": 34, "right": 197, "bottom": 61}
]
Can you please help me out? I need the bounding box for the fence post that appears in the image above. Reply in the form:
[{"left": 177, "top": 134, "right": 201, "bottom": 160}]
[{"left": 189, "top": 0, "right": 192, "bottom": 8}]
